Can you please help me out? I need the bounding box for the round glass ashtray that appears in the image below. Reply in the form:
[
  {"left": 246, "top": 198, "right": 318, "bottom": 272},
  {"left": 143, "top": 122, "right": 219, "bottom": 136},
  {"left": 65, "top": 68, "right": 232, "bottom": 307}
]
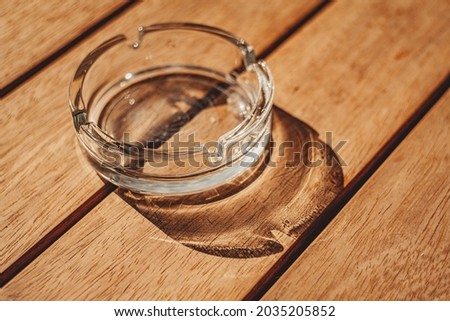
[{"left": 69, "top": 23, "right": 274, "bottom": 195}]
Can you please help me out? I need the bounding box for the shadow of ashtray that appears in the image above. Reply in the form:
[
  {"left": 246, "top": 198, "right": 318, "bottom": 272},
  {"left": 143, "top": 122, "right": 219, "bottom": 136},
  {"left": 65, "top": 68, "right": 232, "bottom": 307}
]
[{"left": 117, "top": 107, "right": 343, "bottom": 258}]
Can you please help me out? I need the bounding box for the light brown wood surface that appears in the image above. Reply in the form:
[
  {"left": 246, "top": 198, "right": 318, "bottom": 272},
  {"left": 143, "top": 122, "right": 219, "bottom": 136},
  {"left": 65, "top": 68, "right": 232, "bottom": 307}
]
[
  {"left": 264, "top": 90, "right": 450, "bottom": 300},
  {"left": 1, "top": 0, "right": 449, "bottom": 300},
  {"left": 0, "top": 0, "right": 320, "bottom": 271},
  {"left": 0, "top": 0, "right": 124, "bottom": 90}
]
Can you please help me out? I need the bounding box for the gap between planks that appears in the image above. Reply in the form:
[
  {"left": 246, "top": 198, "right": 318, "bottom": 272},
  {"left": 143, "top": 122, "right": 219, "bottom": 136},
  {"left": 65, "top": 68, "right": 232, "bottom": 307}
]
[
  {"left": 0, "top": 183, "right": 116, "bottom": 287},
  {"left": 244, "top": 72, "right": 450, "bottom": 300},
  {"left": 0, "top": 1, "right": 137, "bottom": 98},
  {"left": 0, "top": 1, "right": 330, "bottom": 287},
  {"left": 258, "top": 0, "right": 329, "bottom": 60}
]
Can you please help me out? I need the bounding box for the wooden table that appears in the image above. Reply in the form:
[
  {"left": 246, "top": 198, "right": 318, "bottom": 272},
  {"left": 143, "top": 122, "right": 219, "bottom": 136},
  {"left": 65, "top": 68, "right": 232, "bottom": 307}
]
[{"left": 1, "top": 0, "right": 449, "bottom": 300}]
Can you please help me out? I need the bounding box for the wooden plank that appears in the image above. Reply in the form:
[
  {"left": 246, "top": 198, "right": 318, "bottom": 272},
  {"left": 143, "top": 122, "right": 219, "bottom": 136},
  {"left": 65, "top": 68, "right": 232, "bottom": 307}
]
[
  {"left": 0, "top": 0, "right": 321, "bottom": 273},
  {"left": 0, "top": 0, "right": 125, "bottom": 91},
  {"left": 264, "top": 90, "right": 450, "bottom": 300},
  {"left": 269, "top": 0, "right": 450, "bottom": 183},
  {"left": 1, "top": 0, "right": 449, "bottom": 300}
]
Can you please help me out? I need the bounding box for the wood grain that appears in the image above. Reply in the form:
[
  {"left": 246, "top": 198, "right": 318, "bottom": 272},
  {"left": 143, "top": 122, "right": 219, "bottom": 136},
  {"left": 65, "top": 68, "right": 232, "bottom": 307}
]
[
  {"left": 0, "top": 0, "right": 320, "bottom": 272},
  {"left": 1, "top": 0, "right": 449, "bottom": 300},
  {"left": 263, "top": 90, "right": 450, "bottom": 300},
  {"left": 0, "top": 0, "right": 125, "bottom": 90}
]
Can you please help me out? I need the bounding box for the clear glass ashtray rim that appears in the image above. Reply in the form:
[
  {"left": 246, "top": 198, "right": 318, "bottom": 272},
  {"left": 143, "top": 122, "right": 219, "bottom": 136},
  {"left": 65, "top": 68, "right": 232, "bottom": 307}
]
[{"left": 67, "top": 22, "right": 274, "bottom": 189}]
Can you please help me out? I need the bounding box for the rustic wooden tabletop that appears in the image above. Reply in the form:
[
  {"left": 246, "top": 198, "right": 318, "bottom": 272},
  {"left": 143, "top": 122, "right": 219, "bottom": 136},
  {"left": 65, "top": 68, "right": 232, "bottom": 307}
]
[{"left": 0, "top": 0, "right": 449, "bottom": 300}]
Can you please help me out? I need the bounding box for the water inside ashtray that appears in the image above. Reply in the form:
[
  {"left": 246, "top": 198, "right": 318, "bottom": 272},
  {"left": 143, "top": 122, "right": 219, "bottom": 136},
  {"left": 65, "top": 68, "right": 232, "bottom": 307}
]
[{"left": 88, "top": 68, "right": 255, "bottom": 148}]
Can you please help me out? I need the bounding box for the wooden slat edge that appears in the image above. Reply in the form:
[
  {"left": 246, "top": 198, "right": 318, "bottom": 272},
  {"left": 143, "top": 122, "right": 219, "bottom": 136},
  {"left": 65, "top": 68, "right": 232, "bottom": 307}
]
[
  {"left": 0, "top": 183, "right": 116, "bottom": 287},
  {"left": 258, "top": 1, "right": 330, "bottom": 60}
]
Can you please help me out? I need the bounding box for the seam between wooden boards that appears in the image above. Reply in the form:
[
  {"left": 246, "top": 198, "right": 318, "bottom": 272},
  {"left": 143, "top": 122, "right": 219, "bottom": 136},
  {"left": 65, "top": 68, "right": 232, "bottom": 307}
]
[
  {"left": 0, "top": 183, "right": 117, "bottom": 287},
  {"left": 258, "top": 0, "right": 331, "bottom": 60},
  {"left": 244, "top": 72, "right": 450, "bottom": 300},
  {"left": 0, "top": 1, "right": 330, "bottom": 287},
  {"left": 0, "top": 1, "right": 138, "bottom": 98}
]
